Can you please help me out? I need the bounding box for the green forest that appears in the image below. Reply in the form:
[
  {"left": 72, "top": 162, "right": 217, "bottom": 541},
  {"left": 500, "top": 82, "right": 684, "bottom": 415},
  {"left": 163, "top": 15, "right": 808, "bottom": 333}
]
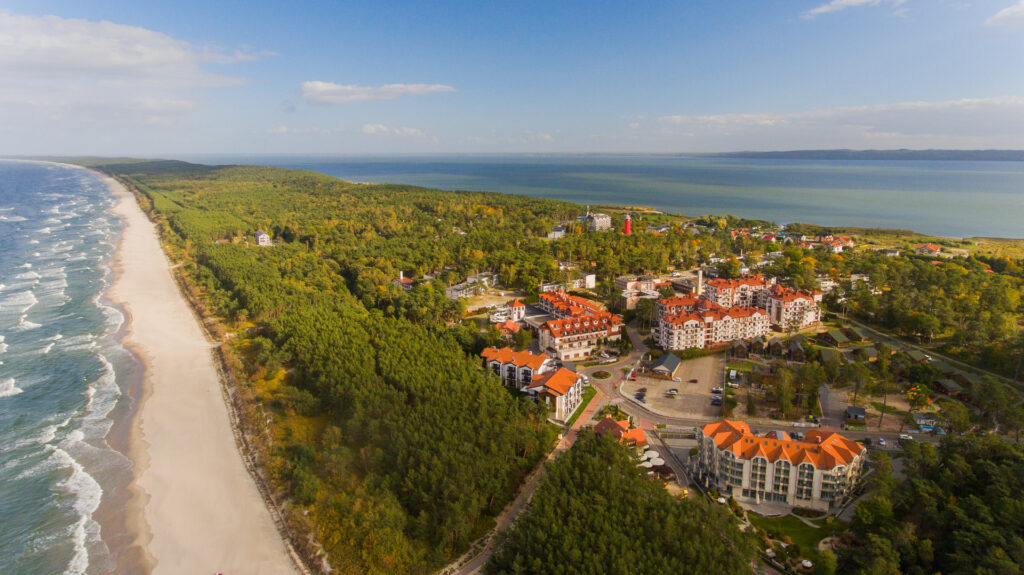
[
  {"left": 840, "top": 435, "right": 1024, "bottom": 574},
  {"left": 484, "top": 432, "right": 757, "bottom": 574}
]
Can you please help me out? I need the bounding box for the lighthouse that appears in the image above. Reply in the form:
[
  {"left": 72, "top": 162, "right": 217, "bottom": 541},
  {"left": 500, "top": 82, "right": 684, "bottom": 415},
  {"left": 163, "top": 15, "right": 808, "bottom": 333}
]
[{"left": 624, "top": 213, "right": 632, "bottom": 236}]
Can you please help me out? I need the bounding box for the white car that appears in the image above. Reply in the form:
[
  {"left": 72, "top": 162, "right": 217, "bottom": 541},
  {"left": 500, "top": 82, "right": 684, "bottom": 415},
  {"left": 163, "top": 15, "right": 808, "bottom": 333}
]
[
  {"left": 672, "top": 377, "right": 682, "bottom": 382},
  {"left": 877, "top": 438, "right": 887, "bottom": 447}
]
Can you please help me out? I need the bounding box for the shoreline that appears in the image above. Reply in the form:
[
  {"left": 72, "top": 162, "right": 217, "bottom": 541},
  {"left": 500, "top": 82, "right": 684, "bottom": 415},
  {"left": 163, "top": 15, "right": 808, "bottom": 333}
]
[{"left": 94, "top": 167, "right": 299, "bottom": 574}]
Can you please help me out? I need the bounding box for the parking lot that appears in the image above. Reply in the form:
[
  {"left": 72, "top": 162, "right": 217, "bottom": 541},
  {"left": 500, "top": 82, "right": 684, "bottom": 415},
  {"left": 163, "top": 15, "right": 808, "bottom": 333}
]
[{"left": 620, "top": 354, "right": 727, "bottom": 419}]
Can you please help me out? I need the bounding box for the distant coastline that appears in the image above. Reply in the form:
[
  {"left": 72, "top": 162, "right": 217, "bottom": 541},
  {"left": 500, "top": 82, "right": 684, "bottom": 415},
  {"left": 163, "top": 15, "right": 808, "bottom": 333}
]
[{"left": 708, "top": 149, "right": 1024, "bottom": 162}]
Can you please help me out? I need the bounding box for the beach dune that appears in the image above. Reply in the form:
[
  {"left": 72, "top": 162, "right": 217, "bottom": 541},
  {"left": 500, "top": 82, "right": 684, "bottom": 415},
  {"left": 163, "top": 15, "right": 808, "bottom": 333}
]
[{"left": 105, "top": 173, "right": 297, "bottom": 574}]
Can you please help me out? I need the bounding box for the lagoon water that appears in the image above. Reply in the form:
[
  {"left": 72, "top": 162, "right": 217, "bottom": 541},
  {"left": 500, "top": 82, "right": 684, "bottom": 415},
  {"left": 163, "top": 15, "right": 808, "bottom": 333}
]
[
  {"left": 199, "top": 155, "right": 1024, "bottom": 239},
  {"left": 0, "top": 161, "right": 138, "bottom": 574}
]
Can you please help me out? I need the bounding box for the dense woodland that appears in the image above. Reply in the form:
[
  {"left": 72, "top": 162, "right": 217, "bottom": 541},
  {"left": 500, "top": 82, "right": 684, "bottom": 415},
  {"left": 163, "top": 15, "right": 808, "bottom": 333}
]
[
  {"left": 840, "top": 435, "right": 1024, "bottom": 574},
  {"left": 484, "top": 432, "right": 757, "bottom": 574}
]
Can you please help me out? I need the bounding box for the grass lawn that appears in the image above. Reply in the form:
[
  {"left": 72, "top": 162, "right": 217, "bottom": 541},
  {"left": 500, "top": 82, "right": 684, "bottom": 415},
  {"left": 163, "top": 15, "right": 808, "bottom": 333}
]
[
  {"left": 566, "top": 386, "right": 597, "bottom": 427},
  {"left": 726, "top": 362, "right": 755, "bottom": 372},
  {"left": 748, "top": 513, "right": 847, "bottom": 552}
]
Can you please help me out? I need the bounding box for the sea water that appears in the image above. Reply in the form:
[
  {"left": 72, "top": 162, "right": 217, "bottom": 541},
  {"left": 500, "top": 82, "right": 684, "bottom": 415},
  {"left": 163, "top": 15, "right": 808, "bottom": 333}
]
[
  {"left": 0, "top": 161, "right": 139, "bottom": 574},
  {"left": 195, "top": 154, "right": 1024, "bottom": 239}
]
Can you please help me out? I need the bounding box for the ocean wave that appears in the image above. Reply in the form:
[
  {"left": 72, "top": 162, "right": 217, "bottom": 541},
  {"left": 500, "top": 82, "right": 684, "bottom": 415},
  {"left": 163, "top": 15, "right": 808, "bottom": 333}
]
[
  {"left": 1, "top": 289, "right": 39, "bottom": 313},
  {"left": 15, "top": 315, "right": 43, "bottom": 330},
  {"left": 51, "top": 442, "right": 103, "bottom": 575},
  {"left": 0, "top": 334, "right": 7, "bottom": 354},
  {"left": 0, "top": 214, "right": 28, "bottom": 222},
  {"left": 83, "top": 354, "right": 120, "bottom": 424},
  {"left": 0, "top": 377, "right": 23, "bottom": 398},
  {"left": 15, "top": 270, "right": 41, "bottom": 280}
]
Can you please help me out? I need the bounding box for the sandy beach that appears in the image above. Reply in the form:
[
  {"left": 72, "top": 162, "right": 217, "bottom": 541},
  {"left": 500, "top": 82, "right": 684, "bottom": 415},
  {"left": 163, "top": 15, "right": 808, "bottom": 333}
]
[{"left": 102, "top": 171, "right": 298, "bottom": 574}]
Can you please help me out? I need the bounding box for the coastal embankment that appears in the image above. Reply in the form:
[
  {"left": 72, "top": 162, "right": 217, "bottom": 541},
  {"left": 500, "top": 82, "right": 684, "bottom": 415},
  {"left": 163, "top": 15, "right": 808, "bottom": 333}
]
[{"left": 103, "top": 172, "right": 297, "bottom": 574}]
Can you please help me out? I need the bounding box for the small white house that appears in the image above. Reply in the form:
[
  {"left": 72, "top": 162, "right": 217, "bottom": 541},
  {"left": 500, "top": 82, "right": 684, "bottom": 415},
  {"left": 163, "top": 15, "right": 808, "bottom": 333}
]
[{"left": 255, "top": 230, "right": 271, "bottom": 246}]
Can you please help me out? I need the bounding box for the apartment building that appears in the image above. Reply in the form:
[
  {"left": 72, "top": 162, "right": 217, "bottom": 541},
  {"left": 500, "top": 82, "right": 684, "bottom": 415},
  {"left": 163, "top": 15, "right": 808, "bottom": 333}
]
[
  {"left": 538, "top": 312, "right": 623, "bottom": 360},
  {"left": 480, "top": 346, "right": 584, "bottom": 421},
  {"left": 538, "top": 290, "right": 605, "bottom": 319},
  {"left": 702, "top": 275, "right": 774, "bottom": 308},
  {"left": 656, "top": 306, "right": 770, "bottom": 350},
  {"left": 764, "top": 285, "right": 823, "bottom": 330},
  {"left": 695, "top": 420, "right": 866, "bottom": 512}
]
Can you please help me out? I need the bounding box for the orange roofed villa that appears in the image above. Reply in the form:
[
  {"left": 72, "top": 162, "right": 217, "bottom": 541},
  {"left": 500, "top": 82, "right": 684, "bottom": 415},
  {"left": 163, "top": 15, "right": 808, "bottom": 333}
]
[
  {"left": 695, "top": 420, "right": 866, "bottom": 512},
  {"left": 537, "top": 290, "right": 623, "bottom": 360},
  {"left": 593, "top": 416, "right": 648, "bottom": 449},
  {"left": 480, "top": 346, "right": 584, "bottom": 421}
]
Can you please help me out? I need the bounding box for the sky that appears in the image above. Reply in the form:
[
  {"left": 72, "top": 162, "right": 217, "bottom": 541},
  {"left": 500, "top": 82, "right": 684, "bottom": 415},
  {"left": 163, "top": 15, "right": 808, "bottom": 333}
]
[{"left": 2, "top": 0, "right": 1024, "bottom": 155}]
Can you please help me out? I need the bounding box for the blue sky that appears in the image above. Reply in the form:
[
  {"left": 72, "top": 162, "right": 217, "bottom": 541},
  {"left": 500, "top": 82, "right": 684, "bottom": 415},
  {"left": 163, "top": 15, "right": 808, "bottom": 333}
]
[{"left": 2, "top": 0, "right": 1024, "bottom": 154}]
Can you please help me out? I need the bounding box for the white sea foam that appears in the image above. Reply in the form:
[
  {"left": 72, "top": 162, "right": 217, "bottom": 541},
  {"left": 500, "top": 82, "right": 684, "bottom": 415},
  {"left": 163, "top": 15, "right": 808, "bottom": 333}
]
[
  {"left": 16, "top": 315, "right": 42, "bottom": 330},
  {"left": 0, "top": 214, "right": 28, "bottom": 222},
  {"left": 29, "top": 239, "right": 39, "bottom": 245},
  {"left": 1, "top": 289, "right": 39, "bottom": 313},
  {"left": 0, "top": 377, "right": 23, "bottom": 398},
  {"left": 51, "top": 442, "right": 103, "bottom": 575},
  {"left": 15, "top": 271, "right": 41, "bottom": 280}
]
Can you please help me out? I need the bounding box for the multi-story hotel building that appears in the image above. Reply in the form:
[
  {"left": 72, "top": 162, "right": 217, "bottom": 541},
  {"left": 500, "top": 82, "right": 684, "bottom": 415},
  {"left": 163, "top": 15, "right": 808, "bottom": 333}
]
[
  {"left": 480, "top": 346, "right": 584, "bottom": 421},
  {"left": 695, "top": 420, "right": 866, "bottom": 512},
  {"left": 764, "top": 285, "right": 823, "bottom": 331},
  {"left": 656, "top": 305, "right": 770, "bottom": 350},
  {"left": 535, "top": 290, "right": 623, "bottom": 360},
  {"left": 539, "top": 312, "right": 623, "bottom": 360},
  {"left": 538, "top": 290, "right": 605, "bottom": 319},
  {"left": 702, "top": 275, "right": 774, "bottom": 308}
]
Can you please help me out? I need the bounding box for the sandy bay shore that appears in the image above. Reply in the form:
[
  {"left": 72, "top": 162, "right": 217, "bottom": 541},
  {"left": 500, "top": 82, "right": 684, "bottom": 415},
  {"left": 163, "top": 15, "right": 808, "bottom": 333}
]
[{"left": 99, "top": 170, "right": 298, "bottom": 574}]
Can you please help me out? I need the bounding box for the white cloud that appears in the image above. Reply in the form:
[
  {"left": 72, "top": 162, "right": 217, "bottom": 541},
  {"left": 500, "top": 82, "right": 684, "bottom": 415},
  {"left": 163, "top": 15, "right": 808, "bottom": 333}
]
[
  {"left": 0, "top": 11, "right": 254, "bottom": 130},
  {"left": 361, "top": 123, "right": 427, "bottom": 137},
  {"left": 986, "top": 1, "right": 1024, "bottom": 28},
  {"left": 656, "top": 97, "right": 1024, "bottom": 150},
  {"left": 801, "top": 0, "right": 906, "bottom": 19},
  {"left": 301, "top": 81, "right": 456, "bottom": 104}
]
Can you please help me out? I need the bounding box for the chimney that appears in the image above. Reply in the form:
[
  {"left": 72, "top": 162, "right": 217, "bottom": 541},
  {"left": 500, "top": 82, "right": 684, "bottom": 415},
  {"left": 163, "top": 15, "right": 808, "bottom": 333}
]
[
  {"left": 697, "top": 269, "right": 703, "bottom": 295},
  {"left": 399, "top": 270, "right": 404, "bottom": 280}
]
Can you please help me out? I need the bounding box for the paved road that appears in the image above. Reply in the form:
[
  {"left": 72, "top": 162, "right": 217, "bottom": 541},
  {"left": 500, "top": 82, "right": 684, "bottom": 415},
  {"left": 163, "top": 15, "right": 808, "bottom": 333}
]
[{"left": 839, "top": 314, "right": 1021, "bottom": 389}]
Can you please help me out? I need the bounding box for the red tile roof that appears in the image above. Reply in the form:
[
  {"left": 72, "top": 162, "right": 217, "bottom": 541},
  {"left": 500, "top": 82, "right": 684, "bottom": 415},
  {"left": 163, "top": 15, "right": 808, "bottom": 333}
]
[
  {"left": 531, "top": 367, "right": 580, "bottom": 396},
  {"left": 541, "top": 312, "right": 622, "bottom": 338},
  {"left": 706, "top": 275, "right": 769, "bottom": 290},
  {"left": 480, "top": 346, "right": 548, "bottom": 371},
  {"left": 509, "top": 299, "right": 525, "bottom": 307},
  {"left": 594, "top": 417, "right": 649, "bottom": 448},
  {"left": 539, "top": 290, "right": 604, "bottom": 317},
  {"left": 701, "top": 420, "right": 864, "bottom": 470}
]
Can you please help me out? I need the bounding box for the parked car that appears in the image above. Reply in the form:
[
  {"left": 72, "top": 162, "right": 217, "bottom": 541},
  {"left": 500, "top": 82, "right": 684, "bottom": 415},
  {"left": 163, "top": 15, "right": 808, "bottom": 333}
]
[
  {"left": 862, "top": 437, "right": 872, "bottom": 446},
  {"left": 711, "top": 397, "right": 723, "bottom": 406},
  {"left": 898, "top": 434, "right": 914, "bottom": 442},
  {"left": 638, "top": 387, "right": 647, "bottom": 393},
  {"left": 689, "top": 378, "right": 698, "bottom": 383},
  {"left": 878, "top": 437, "right": 886, "bottom": 447},
  {"left": 599, "top": 353, "right": 609, "bottom": 358},
  {"left": 711, "top": 387, "right": 723, "bottom": 394},
  {"left": 667, "top": 388, "right": 678, "bottom": 394},
  {"left": 672, "top": 377, "right": 682, "bottom": 382},
  {"left": 726, "top": 381, "right": 739, "bottom": 388}
]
